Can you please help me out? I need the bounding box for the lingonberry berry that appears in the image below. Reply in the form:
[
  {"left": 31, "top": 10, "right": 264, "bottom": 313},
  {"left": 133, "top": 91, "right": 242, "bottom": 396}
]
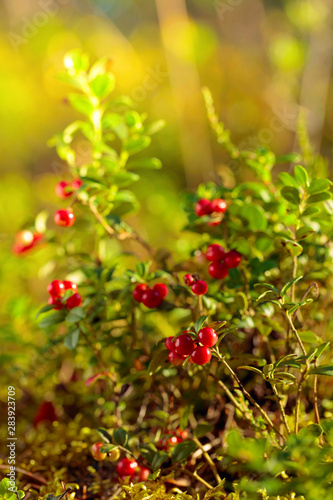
[
  {"left": 13, "top": 231, "right": 43, "bottom": 254},
  {"left": 91, "top": 442, "right": 107, "bottom": 461},
  {"left": 208, "top": 219, "right": 222, "bottom": 227},
  {"left": 63, "top": 280, "right": 78, "bottom": 293},
  {"left": 198, "top": 327, "right": 218, "bottom": 347},
  {"left": 55, "top": 181, "right": 73, "bottom": 199},
  {"left": 152, "top": 283, "right": 168, "bottom": 299},
  {"left": 168, "top": 350, "right": 186, "bottom": 366},
  {"left": 211, "top": 198, "right": 227, "bottom": 213},
  {"left": 66, "top": 293, "right": 82, "bottom": 309},
  {"left": 174, "top": 333, "right": 195, "bottom": 356},
  {"left": 133, "top": 284, "right": 148, "bottom": 303},
  {"left": 54, "top": 208, "right": 75, "bottom": 227},
  {"left": 71, "top": 178, "right": 83, "bottom": 190},
  {"left": 48, "top": 295, "right": 63, "bottom": 310},
  {"left": 47, "top": 280, "right": 65, "bottom": 297},
  {"left": 225, "top": 249, "right": 242, "bottom": 268},
  {"left": 191, "top": 346, "right": 212, "bottom": 365},
  {"left": 183, "top": 274, "right": 194, "bottom": 286},
  {"left": 165, "top": 337, "right": 175, "bottom": 351},
  {"left": 142, "top": 289, "right": 162, "bottom": 309},
  {"left": 108, "top": 447, "right": 120, "bottom": 462},
  {"left": 206, "top": 243, "right": 225, "bottom": 261},
  {"left": 137, "top": 466, "right": 150, "bottom": 482},
  {"left": 195, "top": 198, "right": 212, "bottom": 217},
  {"left": 116, "top": 458, "right": 138, "bottom": 477},
  {"left": 191, "top": 280, "right": 208, "bottom": 295},
  {"left": 208, "top": 261, "right": 229, "bottom": 279}
]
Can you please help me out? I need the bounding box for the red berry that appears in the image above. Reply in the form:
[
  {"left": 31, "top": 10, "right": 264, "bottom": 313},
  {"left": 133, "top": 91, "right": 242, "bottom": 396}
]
[
  {"left": 152, "top": 283, "right": 168, "bottom": 300},
  {"left": 174, "top": 333, "right": 195, "bottom": 356},
  {"left": 71, "top": 178, "right": 83, "bottom": 190},
  {"left": 63, "top": 280, "right": 78, "bottom": 293},
  {"left": 183, "top": 274, "right": 194, "bottom": 286},
  {"left": 54, "top": 208, "right": 75, "bottom": 227},
  {"left": 142, "top": 289, "right": 162, "bottom": 309},
  {"left": 133, "top": 284, "right": 148, "bottom": 303},
  {"left": 138, "top": 466, "right": 150, "bottom": 482},
  {"left": 66, "top": 293, "right": 82, "bottom": 309},
  {"left": 48, "top": 296, "right": 63, "bottom": 310},
  {"left": 116, "top": 458, "right": 138, "bottom": 477},
  {"left": 55, "top": 181, "right": 73, "bottom": 199},
  {"left": 208, "top": 219, "right": 222, "bottom": 227},
  {"left": 47, "top": 280, "right": 65, "bottom": 297},
  {"left": 225, "top": 250, "right": 242, "bottom": 268},
  {"left": 165, "top": 337, "right": 175, "bottom": 351},
  {"left": 195, "top": 199, "right": 212, "bottom": 217},
  {"left": 191, "top": 346, "right": 212, "bottom": 365},
  {"left": 91, "top": 442, "right": 106, "bottom": 461},
  {"left": 191, "top": 280, "right": 208, "bottom": 295},
  {"left": 168, "top": 350, "right": 186, "bottom": 366},
  {"left": 168, "top": 436, "right": 178, "bottom": 445},
  {"left": 198, "top": 327, "right": 218, "bottom": 347},
  {"left": 13, "top": 231, "right": 43, "bottom": 254},
  {"left": 208, "top": 261, "right": 229, "bottom": 279},
  {"left": 211, "top": 198, "right": 227, "bottom": 213},
  {"left": 206, "top": 244, "right": 225, "bottom": 261}
]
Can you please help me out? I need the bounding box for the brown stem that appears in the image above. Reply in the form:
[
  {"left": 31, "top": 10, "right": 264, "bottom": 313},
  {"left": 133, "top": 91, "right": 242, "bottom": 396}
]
[
  {"left": 271, "top": 384, "right": 290, "bottom": 435},
  {"left": 192, "top": 436, "right": 222, "bottom": 484}
]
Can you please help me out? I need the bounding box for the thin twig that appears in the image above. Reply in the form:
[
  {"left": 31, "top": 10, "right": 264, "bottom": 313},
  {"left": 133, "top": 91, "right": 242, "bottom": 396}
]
[{"left": 192, "top": 436, "right": 222, "bottom": 484}]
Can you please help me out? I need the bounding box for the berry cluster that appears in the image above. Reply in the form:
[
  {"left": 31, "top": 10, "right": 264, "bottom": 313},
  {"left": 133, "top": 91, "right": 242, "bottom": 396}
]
[
  {"left": 13, "top": 230, "right": 43, "bottom": 255},
  {"left": 165, "top": 327, "right": 218, "bottom": 366},
  {"left": 183, "top": 274, "right": 208, "bottom": 295},
  {"left": 133, "top": 283, "right": 168, "bottom": 309},
  {"left": 206, "top": 244, "right": 241, "bottom": 279},
  {"left": 91, "top": 444, "right": 150, "bottom": 482},
  {"left": 195, "top": 197, "right": 227, "bottom": 226},
  {"left": 55, "top": 179, "right": 82, "bottom": 199},
  {"left": 158, "top": 428, "right": 188, "bottom": 450},
  {"left": 47, "top": 280, "right": 82, "bottom": 310},
  {"left": 54, "top": 178, "right": 82, "bottom": 228}
]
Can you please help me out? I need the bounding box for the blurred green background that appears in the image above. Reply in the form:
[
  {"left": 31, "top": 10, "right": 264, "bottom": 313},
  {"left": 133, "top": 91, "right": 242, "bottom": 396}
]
[{"left": 1, "top": 0, "right": 333, "bottom": 374}]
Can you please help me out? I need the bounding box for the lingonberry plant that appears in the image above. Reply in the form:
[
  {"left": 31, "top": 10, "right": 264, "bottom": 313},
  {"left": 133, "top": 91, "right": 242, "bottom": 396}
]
[{"left": 21, "top": 50, "right": 333, "bottom": 499}]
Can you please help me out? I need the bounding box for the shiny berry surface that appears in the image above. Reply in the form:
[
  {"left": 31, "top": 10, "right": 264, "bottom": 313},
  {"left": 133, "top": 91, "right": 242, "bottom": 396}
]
[
  {"left": 47, "top": 280, "right": 65, "bottom": 297},
  {"left": 195, "top": 198, "right": 212, "bottom": 216},
  {"left": 152, "top": 283, "right": 168, "bottom": 299},
  {"left": 165, "top": 337, "right": 175, "bottom": 351},
  {"left": 206, "top": 244, "right": 225, "bottom": 261},
  {"left": 66, "top": 293, "right": 82, "bottom": 309},
  {"left": 71, "top": 178, "right": 83, "bottom": 190},
  {"left": 174, "top": 333, "right": 195, "bottom": 356},
  {"left": 55, "top": 181, "right": 73, "bottom": 199},
  {"left": 183, "top": 274, "right": 194, "bottom": 286},
  {"left": 225, "top": 250, "right": 242, "bottom": 268},
  {"left": 133, "top": 284, "right": 148, "bottom": 303},
  {"left": 208, "top": 261, "right": 229, "bottom": 279},
  {"left": 198, "top": 327, "right": 218, "bottom": 347},
  {"left": 54, "top": 209, "right": 75, "bottom": 227},
  {"left": 168, "top": 350, "right": 186, "bottom": 366},
  {"left": 191, "top": 346, "right": 212, "bottom": 365},
  {"left": 211, "top": 198, "right": 227, "bottom": 213},
  {"left": 63, "top": 280, "right": 78, "bottom": 293},
  {"left": 48, "top": 295, "right": 63, "bottom": 310},
  {"left": 142, "top": 289, "right": 162, "bottom": 309},
  {"left": 91, "top": 442, "right": 106, "bottom": 461},
  {"left": 191, "top": 280, "right": 208, "bottom": 295},
  {"left": 138, "top": 466, "right": 150, "bottom": 481},
  {"left": 116, "top": 458, "right": 138, "bottom": 477}
]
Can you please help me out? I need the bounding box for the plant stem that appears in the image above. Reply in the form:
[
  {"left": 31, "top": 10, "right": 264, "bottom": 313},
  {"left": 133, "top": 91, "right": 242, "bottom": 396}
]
[
  {"left": 214, "top": 351, "right": 285, "bottom": 441},
  {"left": 291, "top": 255, "right": 298, "bottom": 303},
  {"left": 286, "top": 313, "right": 307, "bottom": 356},
  {"left": 192, "top": 436, "right": 222, "bottom": 484},
  {"left": 271, "top": 384, "right": 291, "bottom": 435}
]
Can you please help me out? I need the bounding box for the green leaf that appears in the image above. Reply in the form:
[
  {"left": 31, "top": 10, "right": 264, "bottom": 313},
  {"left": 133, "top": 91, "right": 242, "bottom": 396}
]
[
  {"left": 97, "top": 427, "right": 113, "bottom": 443},
  {"left": 151, "top": 451, "right": 169, "bottom": 471},
  {"left": 194, "top": 315, "right": 208, "bottom": 333},
  {"left": 113, "top": 427, "right": 128, "bottom": 446},
  {"left": 280, "top": 276, "right": 303, "bottom": 297},
  {"left": 148, "top": 349, "right": 169, "bottom": 375},
  {"left": 307, "top": 178, "right": 332, "bottom": 195},
  {"left": 90, "top": 73, "right": 115, "bottom": 99},
  {"left": 171, "top": 440, "right": 197, "bottom": 463},
  {"left": 296, "top": 225, "right": 315, "bottom": 240},
  {"left": 281, "top": 239, "right": 303, "bottom": 257},
  {"left": 64, "top": 328, "right": 80, "bottom": 350},
  {"left": 39, "top": 311, "right": 66, "bottom": 328},
  {"left": 238, "top": 366, "right": 263, "bottom": 376},
  {"left": 65, "top": 306, "right": 86, "bottom": 323},
  {"left": 279, "top": 172, "right": 299, "bottom": 188},
  {"left": 194, "top": 423, "right": 215, "bottom": 438},
  {"left": 68, "top": 94, "right": 94, "bottom": 117},
  {"left": 298, "top": 330, "right": 320, "bottom": 343},
  {"left": 100, "top": 444, "right": 118, "bottom": 453},
  {"left": 307, "top": 191, "right": 332, "bottom": 204},
  {"left": 299, "top": 423, "right": 323, "bottom": 438},
  {"left": 294, "top": 165, "right": 309, "bottom": 187},
  {"left": 139, "top": 443, "right": 158, "bottom": 465},
  {"left": 309, "top": 365, "right": 333, "bottom": 376},
  {"left": 281, "top": 186, "right": 300, "bottom": 205},
  {"left": 179, "top": 405, "right": 193, "bottom": 431},
  {"left": 113, "top": 171, "right": 140, "bottom": 188},
  {"left": 125, "top": 136, "right": 151, "bottom": 155},
  {"left": 64, "top": 49, "right": 89, "bottom": 72},
  {"left": 35, "top": 304, "right": 54, "bottom": 319},
  {"left": 145, "top": 120, "right": 165, "bottom": 135},
  {"left": 127, "top": 157, "right": 162, "bottom": 170},
  {"left": 114, "top": 190, "right": 137, "bottom": 203},
  {"left": 240, "top": 204, "right": 267, "bottom": 230}
]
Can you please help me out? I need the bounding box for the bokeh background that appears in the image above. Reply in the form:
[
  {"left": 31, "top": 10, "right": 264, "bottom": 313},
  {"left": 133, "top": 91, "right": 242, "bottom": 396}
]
[{"left": 1, "top": 0, "right": 333, "bottom": 416}]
